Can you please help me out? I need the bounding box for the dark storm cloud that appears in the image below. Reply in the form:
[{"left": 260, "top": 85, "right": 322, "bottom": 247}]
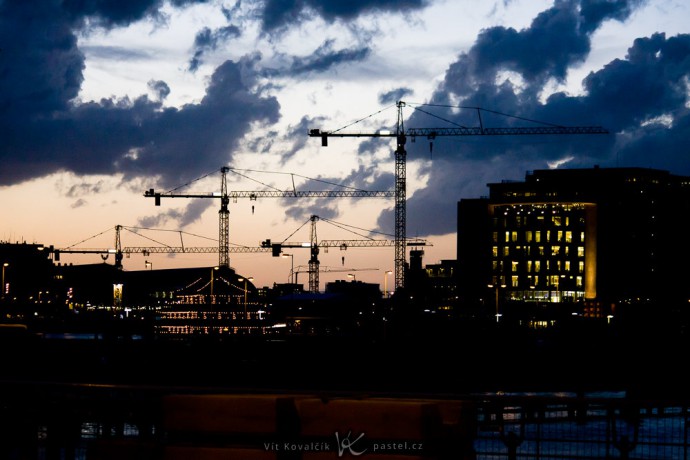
[
  {"left": 62, "top": 0, "right": 211, "bottom": 29},
  {"left": 188, "top": 24, "right": 242, "bottom": 72},
  {"left": 445, "top": 0, "right": 646, "bottom": 91},
  {"left": 0, "top": 1, "right": 280, "bottom": 190},
  {"left": 285, "top": 40, "right": 371, "bottom": 75},
  {"left": 259, "top": 0, "right": 430, "bottom": 34},
  {"left": 374, "top": 0, "right": 683, "bottom": 237},
  {"left": 378, "top": 87, "right": 414, "bottom": 105}
]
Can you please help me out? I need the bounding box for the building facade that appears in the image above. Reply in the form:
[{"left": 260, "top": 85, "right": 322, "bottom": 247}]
[{"left": 458, "top": 167, "right": 690, "bottom": 319}]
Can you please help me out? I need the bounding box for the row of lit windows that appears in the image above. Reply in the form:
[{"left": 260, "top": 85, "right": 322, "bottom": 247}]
[
  {"left": 493, "top": 260, "right": 584, "bottom": 273},
  {"left": 494, "top": 230, "right": 584, "bottom": 244},
  {"left": 160, "top": 311, "right": 262, "bottom": 320},
  {"left": 158, "top": 326, "right": 267, "bottom": 335},
  {"left": 508, "top": 290, "right": 586, "bottom": 302},
  {"left": 491, "top": 275, "right": 584, "bottom": 288},
  {"left": 493, "top": 246, "right": 585, "bottom": 258}
]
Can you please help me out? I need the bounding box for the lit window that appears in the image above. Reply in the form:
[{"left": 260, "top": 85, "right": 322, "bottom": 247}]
[
  {"left": 492, "top": 260, "right": 498, "bottom": 270},
  {"left": 565, "top": 231, "right": 572, "bottom": 243},
  {"left": 535, "top": 261, "right": 541, "bottom": 272},
  {"left": 578, "top": 261, "right": 584, "bottom": 273},
  {"left": 553, "top": 216, "right": 562, "bottom": 226},
  {"left": 565, "top": 246, "right": 570, "bottom": 256},
  {"left": 505, "top": 231, "right": 510, "bottom": 242},
  {"left": 511, "top": 231, "right": 518, "bottom": 242},
  {"left": 577, "top": 246, "right": 584, "bottom": 257},
  {"left": 565, "top": 261, "right": 571, "bottom": 271},
  {"left": 558, "top": 230, "right": 563, "bottom": 242},
  {"left": 535, "top": 231, "right": 541, "bottom": 243},
  {"left": 580, "top": 231, "right": 585, "bottom": 242},
  {"left": 527, "top": 260, "right": 533, "bottom": 273},
  {"left": 552, "top": 246, "right": 560, "bottom": 256},
  {"left": 538, "top": 246, "right": 545, "bottom": 256},
  {"left": 526, "top": 231, "right": 533, "bottom": 242},
  {"left": 503, "top": 247, "right": 510, "bottom": 256},
  {"left": 511, "top": 261, "right": 519, "bottom": 272},
  {"left": 492, "top": 232, "right": 498, "bottom": 243},
  {"left": 565, "top": 216, "right": 570, "bottom": 226},
  {"left": 576, "top": 276, "right": 583, "bottom": 287},
  {"left": 547, "top": 230, "right": 551, "bottom": 242},
  {"left": 512, "top": 276, "right": 519, "bottom": 287}
]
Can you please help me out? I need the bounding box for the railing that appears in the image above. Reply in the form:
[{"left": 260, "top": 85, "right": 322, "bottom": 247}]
[
  {"left": 0, "top": 382, "right": 689, "bottom": 459},
  {"left": 474, "top": 394, "right": 690, "bottom": 459}
]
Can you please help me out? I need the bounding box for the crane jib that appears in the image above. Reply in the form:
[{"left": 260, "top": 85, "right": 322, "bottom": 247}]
[{"left": 309, "top": 126, "right": 608, "bottom": 138}]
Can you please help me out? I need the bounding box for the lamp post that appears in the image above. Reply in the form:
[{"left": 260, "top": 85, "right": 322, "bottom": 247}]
[
  {"left": 282, "top": 253, "right": 294, "bottom": 284},
  {"left": 145, "top": 260, "right": 152, "bottom": 270},
  {"left": 488, "top": 283, "right": 506, "bottom": 322},
  {"left": 347, "top": 273, "right": 356, "bottom": 282},
  {"left": 238, "top": 276, "right": 253, "bottom": 316},
  {"left": 1, "top": 262, "right": 8, "bottom": 301},
  {"left": 384, "top": 270, "right": 393, "bottom": 298}
]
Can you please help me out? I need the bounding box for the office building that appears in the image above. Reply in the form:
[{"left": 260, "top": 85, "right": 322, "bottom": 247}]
[{"left": 458, "top": 167, "right": 690, "bottom": 319}]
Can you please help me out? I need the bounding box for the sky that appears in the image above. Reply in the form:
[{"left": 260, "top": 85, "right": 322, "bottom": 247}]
[{"left": 1, "top": 0, "right": 689, "bottom": 291}]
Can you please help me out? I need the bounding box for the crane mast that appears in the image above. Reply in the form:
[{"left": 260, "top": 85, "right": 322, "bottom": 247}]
[
  {"left": 309, "top": 100, "right": 608, "bottom": 293},
  {"left": 219, "top": 166, "right": 230, "bottom": 267},
  {"left": 394, "top": 103, "right": 406, "bottom": 297},
  {"left": 309, "top": 216, "right": 319, "bottom": 293}
]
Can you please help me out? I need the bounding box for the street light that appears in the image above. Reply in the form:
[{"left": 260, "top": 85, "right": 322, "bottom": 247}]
[
  {"left": 488, "top": 283, "right": 507, "bottom": 322},
  {"left": 145, "top": 260, "right": 152, "bottom": 270},
  {"left": 384, "top": 270, "right": 393, "bottom": 298},
  {"left": 282, "top": 253, "right": 294, "bottom": 284},
  {"left": 238, "top": 276, "right": 253, "bottom": 316},
  {"left": 1, "top": 262, "right": 8, "bottom": 301},
  {"left": 347, "top": 273, "right": 356, "bottom": 282}
]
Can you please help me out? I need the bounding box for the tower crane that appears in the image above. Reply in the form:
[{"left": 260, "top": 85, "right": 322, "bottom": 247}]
[
  {"left": 144, "top": 166, "right": 394, "bottom": 268},
  {"left": 261, "top": 215, "right": 428, "bottom": 293},
  {"left": 50, "top": 225, "right": 271, "bottom": 269},
  {"left": 309, "top": 100, "right": 608, "bottom": 292}
]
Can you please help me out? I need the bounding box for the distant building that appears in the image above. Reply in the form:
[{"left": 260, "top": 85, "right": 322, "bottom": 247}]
[
  {"left": 458, "top": 167, "right": 690, "bottom": 319},
  {"left": 0, "top": 242, "right": 56, "bottom": 312}
]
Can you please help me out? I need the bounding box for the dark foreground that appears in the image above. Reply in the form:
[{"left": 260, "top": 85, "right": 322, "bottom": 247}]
[{"left": 4, "top": 317, "right": 689, "bottom": 398}]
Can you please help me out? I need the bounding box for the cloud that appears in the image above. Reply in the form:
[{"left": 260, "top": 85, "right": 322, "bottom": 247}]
[
  {"left": 138, "top": 199, "right": 213, "bottom": 228},
  {"left": 71, "top": 198, "right": 88, "bottom": 208},
  {"left": 147, "top": 79, "right": 171, "bottom": 102},
  {"left": 263, "top": 40, "right": 372, "bottom": 79},
  {"left": 379, "top": 87, "right": 414, "bottom": 105},
  {"left": 188, "top": 24, "right": 242, "bottom": 72},
  {"left": 283, "top": 40, "right": 371, "bottom": 75},
  {"left": 372, "top": 0, "right": 683, "bottom": 237},
  {"left": 0, "top": 0, "right": 280, "bottom": 189},
  {"left": 64, "top": 180, "right": 108, "bottom": 197},
  {"left": 259, "top": 0, "right": 430, "bottom": 35},
  {"left": 62, "top": 0, "right": 211, "bottom": 29}
]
